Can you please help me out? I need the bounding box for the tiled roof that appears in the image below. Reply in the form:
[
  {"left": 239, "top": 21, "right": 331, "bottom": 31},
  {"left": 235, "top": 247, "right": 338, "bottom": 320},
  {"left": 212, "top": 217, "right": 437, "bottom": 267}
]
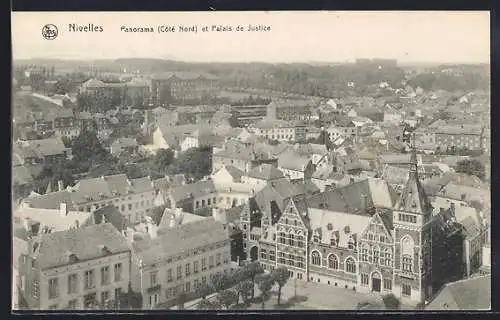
[
  {"left": 93, "top": 205, "right": 129, "bottom": 232},
  {"left": 169, "top": 180, "right": 216, "bottom": 202},
  {"left": 253, "top": 180, "right": 312, "bottom": 214},
  {"left": 83, "top": 79, "right": 106, "bottom": 88},
  {"left": 395, "top": 168, "right": 433, "bottom": 214},
  {"left": 133, "top": 218, "right": 228, "bottom": 265},
  {"left": 21, "top": 138, "right": 67, "bottom": 157},
  {"left": 253, "top": 118, "right": 293, "bottom": 129},
  {"left": 111, "top": 138, "right": 137, "bottom": 149},
  {"left": 15, "top": 206, "right": 94, "bottom": 232},
  {"left": 436, "top": 125, "right": 482, "bottom": 136},
  {"left": 12, "top": 166, "right": 34, "bottom": 186},
  {"left": 246, "top": 164, "right": 284, "bottom": 180},
  {"left": 459, "top": 216, "right": 481, "bottom": 239},
  {"left": 158, "top": 208, "right": 207, "bottom": 229},
  {"left": 222, "top": 165, "right": 245, "bottom": 181},
  {"left": 278, "top": 151, "right": 311, "bottom": 172},
  {"left": 307, "top": 178, "right": 397, "bottom": 214},
  {"left": 426, "top": 275, "right": 491, "bottom": 310},
  {"left": 13, "top": 237, "right": 29, "bottom": 269},
  {"left": 31, "top": 223, "right": 130, "bottom": 270}
]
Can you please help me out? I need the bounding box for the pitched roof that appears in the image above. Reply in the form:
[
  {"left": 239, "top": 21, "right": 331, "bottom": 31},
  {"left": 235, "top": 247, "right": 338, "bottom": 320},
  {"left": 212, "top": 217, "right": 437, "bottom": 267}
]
[
  {"left": 222, "top": 165, "right": 244, "bottom": 181},
  {"left": 307, "top": 178, "right": 397, "bottom": 214},
  {"left": 133, "top": 218, "right": 228, "bottom": 265},
  {"left": 253, "top": 180, "right": 313, "bottom": 214},
  {"left": 93, "top": 205, "right": 128, "bottom": 232},
  {"left": 426, "top": 275, "right": 491, "bottom": 310},
  {"left": 151, "top": 72, "right": 218, "bottom": 81},
  {"left": 31, "top": 223, "right": 131, "bottom": 270},
  {"left": 247, "top": 164, "right": 285, "bottom": 180},
  {"left": 278, "top": 151, "right": 311, "bottom": 171},
  {"left": 169, "top": 180, "right": 216, "bottom": 202},
  {"left": 15, "top": 207, "right": 94, "bottom": 233},
  {"left": 21, "top": 138, "right": 67, "bottom": 157},
  {"left": 158, "top": 208, "right": 207, "bottom": 229},
  {"left": 13, "top": 237, "right": 29, "bottom": 269},
  {"left": 12, "top": 165, "right": 34, "bottom": 186}
]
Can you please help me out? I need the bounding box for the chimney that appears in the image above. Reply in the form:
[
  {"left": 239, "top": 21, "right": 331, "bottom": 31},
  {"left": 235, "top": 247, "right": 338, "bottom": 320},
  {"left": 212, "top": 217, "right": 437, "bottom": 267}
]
[
  {"left": 259, "top": 165, "right": 263, "bottom": 173},
  {"left": 169, "top": 213, "right": 177, "bottom": 228},
  {"left": 102, "top": 214, "right": 107, "bottom": 224},
  {"left": 60, "top": 202, "right": 68, "bottom": 216},
  {"left": 58, "top": 180, "right": 64, "bottom": 192}
]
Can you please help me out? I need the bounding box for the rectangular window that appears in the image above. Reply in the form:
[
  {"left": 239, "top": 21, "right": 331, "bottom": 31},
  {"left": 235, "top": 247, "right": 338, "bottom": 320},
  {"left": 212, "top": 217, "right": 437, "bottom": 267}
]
[
  {"left": 216, "top": 253, "right": 221, "bottom": 266},
  {"left": 32, "top": 280, "right": 39, "bottom": 299},
  {"left": 167, "top": 269, "right": 173, "bottom": 282},
  {"left": 193, "top": 261, "right": 199, "bottom": 273},
  {"left": 383, "top": 279, "right": 392, "bottom": 290},
  {"left": 101, "top": 291, "right": 110, "bottom": 304},
  {"left": 402, "top": 283, "right": 411, "bottom": 296},
  {"left": 85, "top": 270, "right": 95, "bottom": 290},
  {"left": 48, "top": 278, "right": 59, "bottom": 299},
  {"left": 114, "top": 263, "right": 122, "bottom": 282},
  {"left": 223, "top": 252, "right": 229, "bottom": 264},
  {"left": 202, "top": 258, "right": 207, "bottom": 271},
  {"left": 402, "top": 256, "right": 413, "bottom": 272},
  {"left": 128, "top": 204, "right": 132, "bottom": 211},
  {"left": 68, "top": 274, "right": 78, "bottom": 294},
  {"left": 361, "top": 274, "right": 369, "bottom": 286},
  {"left": 209, "top": 256, "right": 214, "bottom": 268},
  {"left": 150, "top": 271, "right": 158, "bottom": 287},
  {"left": 185, "top": 263, "right": 191, "bottom": 277},
  {"left": 202, "top": 276, "right": 207, "bottom": 284},
  {"left": 185, "top": 282, "right": 191, "bottom": 292},
  {"left": 101, "top": 266, "right": 110, "bottom": 285},
  {"left": 177, "top": 265, "right": 182, "bottom": 279},
  {"left": 260, "top": 249, "right": 267, "bottom": 260}
]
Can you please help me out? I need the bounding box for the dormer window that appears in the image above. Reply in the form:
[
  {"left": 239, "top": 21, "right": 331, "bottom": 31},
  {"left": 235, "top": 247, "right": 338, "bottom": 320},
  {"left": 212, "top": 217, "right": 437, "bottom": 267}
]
[{"left": 348, "top": 238, "right": 355, "bottom": 250}]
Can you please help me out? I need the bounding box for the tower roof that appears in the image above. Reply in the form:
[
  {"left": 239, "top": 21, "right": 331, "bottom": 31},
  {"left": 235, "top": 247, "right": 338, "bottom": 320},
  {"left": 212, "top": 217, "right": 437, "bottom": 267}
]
[{"left": 395, "top": 134, "right": 433, "bottom": 215}]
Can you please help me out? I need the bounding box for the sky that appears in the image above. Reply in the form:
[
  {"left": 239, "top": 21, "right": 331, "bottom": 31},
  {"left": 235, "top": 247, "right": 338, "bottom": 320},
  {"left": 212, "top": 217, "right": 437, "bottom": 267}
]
[{"left": 11, "top": 11, "right": 490, "bottom": 64}]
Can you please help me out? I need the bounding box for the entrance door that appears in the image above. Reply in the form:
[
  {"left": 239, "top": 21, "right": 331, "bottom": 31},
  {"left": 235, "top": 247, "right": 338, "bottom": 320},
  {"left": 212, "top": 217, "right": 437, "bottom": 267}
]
[
  {"left": 250, "top": 246, "right": 258, "bottom": 261},
  {"left": 372, "top": 273, "right": 381, "bottom": 292}
]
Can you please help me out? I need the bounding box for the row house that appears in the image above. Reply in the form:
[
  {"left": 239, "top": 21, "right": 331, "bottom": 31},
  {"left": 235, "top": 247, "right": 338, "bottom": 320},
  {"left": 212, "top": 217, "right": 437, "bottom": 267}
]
[
  {"left": 130, "top": 218, "right": 231, "bottom": 309},
  {"left": 251, "top": 118, "right": 307, "bottom": 142},
  {"left": 266, "top": 100, "right": 315, "bottom": 122},
  {"left": 277, "top": 151, "right": 315, "bottom": 181},
  {"left": 434, "top": 126, "right": 484, "bottom": 152},
  {"left": 21, "top": 174, "right": 156, "bottom": 225},
  {"left": 13, "top": 138, "right": 70, "bottom": 166},
  {"left": 17, "top": 223, "right": 131, "bottom": 310},
  {"left": 212, "top": 140, "right": 278, "bottom": 173},
  {"left": 167, "top": 180, "right": 218, "bottom": 215}
]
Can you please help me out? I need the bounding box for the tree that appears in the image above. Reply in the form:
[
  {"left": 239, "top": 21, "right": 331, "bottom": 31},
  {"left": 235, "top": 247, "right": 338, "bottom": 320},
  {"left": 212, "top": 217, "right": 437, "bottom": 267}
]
[
  {"left": 217, "top": 289, "right": 239, "bottom": 309},
  {"left": 195, "top": 282, "right": 213, "bottom": 300},
  {"left": 455, "top": 159, "right": 485, "bottom": 180},
  {"left": 242, "top": 261, "right": 264, "bottom": 299},
  {"left": 168, "top": 147, "right": 212, "bottom": 182},
  {"left": 197, "top": 298, "right": 220, "bottom": 310},
  {"left": 382, "top": 293, "right": 401, "bottom": 310},
  {"left": 153, "top": 148, "right": 175, "bottom": 174},
  {"left": 210, "top": 272, "right": 231, "bottom": 293},
  {"left": 256, "top": 274, "right": 274, "bottom": 310},
  {"left": 235, "top": 280, "right": 254, "bottom": 305},
  {"left": 271, "top": 267, "right": 290, "bottom": 305}
]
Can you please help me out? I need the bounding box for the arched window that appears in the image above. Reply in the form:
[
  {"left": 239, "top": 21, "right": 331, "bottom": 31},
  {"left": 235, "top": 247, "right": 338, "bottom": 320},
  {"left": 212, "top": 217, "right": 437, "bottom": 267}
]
[
  {"left": 328, "top": 254, "right": 339, "bottom": 270},
  {"left": 373, "top": 245, "right": 380, "bottom": 265},
  {"left": 311, "top": 251, "right": 322, "bottom": 266},
  {"left": 345, "top": 257, "right": 356, "bottom": 273}
]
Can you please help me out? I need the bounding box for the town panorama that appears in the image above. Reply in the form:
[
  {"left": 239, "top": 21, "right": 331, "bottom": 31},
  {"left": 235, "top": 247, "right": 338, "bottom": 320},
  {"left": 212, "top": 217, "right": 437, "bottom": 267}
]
[{"left": 12, "top": 58, "right": 491, "bottom": 311}]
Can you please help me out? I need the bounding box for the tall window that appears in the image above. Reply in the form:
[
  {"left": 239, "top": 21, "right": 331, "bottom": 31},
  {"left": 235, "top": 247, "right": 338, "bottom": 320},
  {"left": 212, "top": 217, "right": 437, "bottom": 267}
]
[
  {"left": 101, "top": 266, "right": 110, "bottom": 285},
  {"left": 114, "top": 263, "right": 122, "bottom": 282},
  {"left": 150, "top": 271, "right": 158, "bottom": 287},
  {"left": 383, "top": 279, "right": 392, "bottom": 290},
  {"left": 402, "top": 255, "right": 413, "bottom": 272},
  {"left": 85, "top": 270, "right": 95, "bottom": 289},
  {"left": 201, "top": 258, "right": 207, "bottom": 271},
  {"left": 68, "top": 274, "right": 78, "bottom": 294},
  {"left": 185, "top": 263, "right": 191, "bottom": 276},
  {"left": 373, "top": 246, "right": 380, "bottom": 265},
  {"left": 177, "top": 265, "right": 182, "bottom": 279},
  {"left": 48, "top": 278, "right": 59, "bottom": 299},
  {"left": 384, "top": 249, "right": 392, "bottom": 267},
  {"left": 297, "top": 235, "right": 305, "bottom": 248},
  {"left": 402, "top": 283, "right": 411, "bottom": 296},
  {"left": 216, "top": 253, "right": 221, "bottom": 266},
  {"left": 311, "top": 251, "right": 321, "bottom": 266},
  {"left": 328, "top": 254, "right": 339, "bottom": 269},
  {"left": 260, "top": 249, "right": 267, "bottom": 260},
  {"left": 279, "top": 232, "right": 286, "bottom": 244},
  {"left": 193, "top": 261, "right": 199, "bottom": 273},
  {"left": 209, "top": 256, "right": 214, "bottom": 268},
  {"left": 167, "top": 269, "right": 173, "bottom": 282},
  {"left": 361, "top": 244, "right": 369, "bottom": 262},
  {"left": 288, "top": 234, "right": 295, "bottom": 246},
  {"left": 348, "top": 238, "right": 355, "bottom": 250},
  {"left": 32, "top": 280, "right": 39, "bottom": 299},
  {"left": 345, "top": 257, "right": 356, "bottom": 273},
  {"left": 361, "top": 274, "right": 369, "bottom": 286}
]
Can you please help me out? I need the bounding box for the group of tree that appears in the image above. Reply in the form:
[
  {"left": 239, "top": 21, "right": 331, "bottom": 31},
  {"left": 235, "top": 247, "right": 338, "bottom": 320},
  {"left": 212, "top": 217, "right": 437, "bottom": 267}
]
[
  {"left": 455, "top": 158, "right": 486, "bottom": 180},
  {"left": 194, "top": 262, "right": 291, "bottom": 310},
  {"left": 231, "top": 95, "right": 272, "bottom": 106},
  {"left": 75, "top": 91, "right": 123, "bottom": 114},
  {"left": 166, "top": 146, "right": 212, "bottom": 182},
  {"left": 407, "top": 70, "right": 489, "bottom": 92}
]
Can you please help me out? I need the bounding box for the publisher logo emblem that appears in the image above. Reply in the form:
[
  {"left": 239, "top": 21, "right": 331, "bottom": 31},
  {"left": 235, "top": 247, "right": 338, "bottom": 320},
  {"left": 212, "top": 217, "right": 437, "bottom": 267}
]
[{"left": 42, "top": 24, "right": 58, "bottom": 40}]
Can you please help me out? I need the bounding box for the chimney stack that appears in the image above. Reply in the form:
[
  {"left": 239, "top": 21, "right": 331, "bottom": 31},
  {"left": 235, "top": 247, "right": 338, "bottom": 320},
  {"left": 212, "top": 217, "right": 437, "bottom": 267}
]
[
  {"left": 60, "top": 202, "right": 68, "bottom": 216},
  {"left": 23, "top": 217, "right": 31, "bottom": 231},
  {"left": 58, "top": 180, "right": 64, "bottom": 192},
  {"left": 450, "top": 202, "right": 456, "bottom": 217}
]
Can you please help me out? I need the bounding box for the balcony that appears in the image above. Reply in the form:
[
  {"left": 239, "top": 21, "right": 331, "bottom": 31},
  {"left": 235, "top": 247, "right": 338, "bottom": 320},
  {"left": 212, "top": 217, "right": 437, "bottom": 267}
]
[{"left": 147, "top": 284, "right": 161, "bottom": 294}]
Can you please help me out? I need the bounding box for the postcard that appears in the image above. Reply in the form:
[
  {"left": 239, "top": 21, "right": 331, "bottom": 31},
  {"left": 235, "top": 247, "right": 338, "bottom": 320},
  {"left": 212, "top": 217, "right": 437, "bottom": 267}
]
[{"left": 11, "top": 11, "right": 491, "bottom": 312}]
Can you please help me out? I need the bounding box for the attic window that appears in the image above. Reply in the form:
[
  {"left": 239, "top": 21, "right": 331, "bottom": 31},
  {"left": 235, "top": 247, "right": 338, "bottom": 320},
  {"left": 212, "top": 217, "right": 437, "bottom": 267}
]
[
  {"left": 99, "top": 245, "right": 111, "bottom": 255},
  {"left": 327, "top": 223, "right": 333, "bottom": 231}
]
